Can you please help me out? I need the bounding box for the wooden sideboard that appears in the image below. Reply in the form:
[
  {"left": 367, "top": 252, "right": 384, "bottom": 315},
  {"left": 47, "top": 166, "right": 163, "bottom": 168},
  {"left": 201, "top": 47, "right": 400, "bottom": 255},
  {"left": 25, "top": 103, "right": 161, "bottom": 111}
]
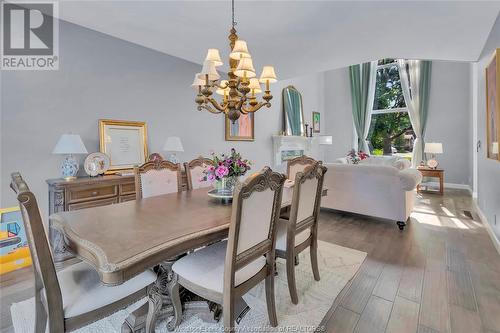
[{"left": 47, "top": 172, "right": 188, "bottom": 267}]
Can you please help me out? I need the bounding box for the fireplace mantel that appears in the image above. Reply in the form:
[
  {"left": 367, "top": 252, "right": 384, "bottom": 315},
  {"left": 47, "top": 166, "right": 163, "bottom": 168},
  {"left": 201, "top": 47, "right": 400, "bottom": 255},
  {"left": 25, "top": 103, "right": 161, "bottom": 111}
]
[{"left": 272, "top": 135, "right": 331, "bottom": 166}]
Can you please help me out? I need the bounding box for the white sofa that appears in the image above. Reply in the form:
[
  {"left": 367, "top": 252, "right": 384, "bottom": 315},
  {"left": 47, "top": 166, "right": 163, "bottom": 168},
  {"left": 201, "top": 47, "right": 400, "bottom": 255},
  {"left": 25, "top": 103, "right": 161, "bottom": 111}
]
[{"left": 321, "top": 156, "right": 422, "bottom": 230}]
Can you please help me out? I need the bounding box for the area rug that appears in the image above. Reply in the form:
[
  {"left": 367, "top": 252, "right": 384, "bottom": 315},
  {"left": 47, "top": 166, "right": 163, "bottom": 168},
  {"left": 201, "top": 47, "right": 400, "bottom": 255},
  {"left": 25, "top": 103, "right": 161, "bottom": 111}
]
[{"left": 11, "top": 240, "right": 366, "bottom": 333}]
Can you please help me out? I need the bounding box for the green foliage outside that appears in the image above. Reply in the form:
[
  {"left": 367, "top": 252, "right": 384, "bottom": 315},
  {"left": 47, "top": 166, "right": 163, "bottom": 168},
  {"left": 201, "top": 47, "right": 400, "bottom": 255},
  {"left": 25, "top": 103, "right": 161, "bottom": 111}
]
[{"left": 369, "top": 61, "right": 414, "bottom": 155}]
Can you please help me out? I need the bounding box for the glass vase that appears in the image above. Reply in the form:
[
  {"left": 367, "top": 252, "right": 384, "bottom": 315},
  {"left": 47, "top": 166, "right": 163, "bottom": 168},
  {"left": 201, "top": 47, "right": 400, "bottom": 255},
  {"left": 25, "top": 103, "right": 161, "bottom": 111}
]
[{"left": 215, "top": 176, "right": 239, "bottom": 195}]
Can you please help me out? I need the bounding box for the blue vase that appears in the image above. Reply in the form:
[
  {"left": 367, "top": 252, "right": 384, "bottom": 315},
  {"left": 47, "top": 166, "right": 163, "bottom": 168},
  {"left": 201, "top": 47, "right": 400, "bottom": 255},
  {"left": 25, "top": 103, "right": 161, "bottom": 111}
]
[{"left": 61, "top": 155, "right": 79, "bottom": 180}]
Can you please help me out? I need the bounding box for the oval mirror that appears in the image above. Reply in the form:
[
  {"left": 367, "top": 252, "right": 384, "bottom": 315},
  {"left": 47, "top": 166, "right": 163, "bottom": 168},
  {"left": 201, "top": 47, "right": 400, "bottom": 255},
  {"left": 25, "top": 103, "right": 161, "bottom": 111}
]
[{"left": 282, "top": 86, "right": 305, "bottom": 136}]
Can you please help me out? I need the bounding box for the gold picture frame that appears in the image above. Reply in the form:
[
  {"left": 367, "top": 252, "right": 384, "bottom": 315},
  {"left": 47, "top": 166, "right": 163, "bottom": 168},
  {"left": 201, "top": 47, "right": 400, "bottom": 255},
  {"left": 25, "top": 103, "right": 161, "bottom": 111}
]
[
  {"left": 99, "top": 119, "right": 148, "bottom": 173},
  {"left": 312, "top": 111, "right": 321, "bottom": 133},
  {"left": 486, "top": 48, "right": 500, "bottom": 161},
  {"left": 225, "top": 113, "right": 255, "bottom": 141}
]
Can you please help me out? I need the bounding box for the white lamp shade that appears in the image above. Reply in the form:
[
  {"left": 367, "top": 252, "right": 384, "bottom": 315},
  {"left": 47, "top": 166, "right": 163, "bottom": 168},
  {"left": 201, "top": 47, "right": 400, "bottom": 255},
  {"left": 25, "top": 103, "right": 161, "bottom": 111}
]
[
  {"left": 205, "top": 48, "right": 223, "bottom": 67},
  {"left": 492, "top": 142, "right": 499, "bottom": 154},
  {"left": 229, "top": 40, "right": 250, "bottom": 60},
  {"left": 52, "top": 134, "right": 88, "bottom": 155},
  {"left": 191, "top": 73, "right": 206, "bottom": 87},
  {"left": 318, "top": 136, "right": 333, "bottom": 145},
  {"left": 197, "top": 60, "right": 220, "bottom": 81},
  {"left": 234, "top": 58, "right": 256, "bottom": 78},
  {"left": 259, "top": 66, "right": 277, "bottom": 83},
  {"left": 248, "top": 78, "right": 262, "bottom": 93},
  {"left": 163, "top": 137, "right": 184, "bottom": 152},
  {"left": 216, "top": 80, "right": 230, "bottom": 95},
  {"left": 424, "top": 142, "right": 443, "bottom": 154}
]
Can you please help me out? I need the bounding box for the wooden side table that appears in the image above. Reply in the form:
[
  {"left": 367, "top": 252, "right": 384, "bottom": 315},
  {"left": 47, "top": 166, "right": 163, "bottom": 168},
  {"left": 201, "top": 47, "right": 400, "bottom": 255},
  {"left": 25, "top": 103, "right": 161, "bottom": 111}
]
[{"left": 417, "top": 167, "right": 444, "bottom": 195}]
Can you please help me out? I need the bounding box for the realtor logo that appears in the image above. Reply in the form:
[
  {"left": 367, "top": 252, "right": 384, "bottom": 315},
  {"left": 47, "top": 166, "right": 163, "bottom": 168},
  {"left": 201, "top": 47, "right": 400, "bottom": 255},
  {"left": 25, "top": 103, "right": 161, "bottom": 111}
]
[{"left": 1, "top": 1, "right": 59, "bottom": 70}]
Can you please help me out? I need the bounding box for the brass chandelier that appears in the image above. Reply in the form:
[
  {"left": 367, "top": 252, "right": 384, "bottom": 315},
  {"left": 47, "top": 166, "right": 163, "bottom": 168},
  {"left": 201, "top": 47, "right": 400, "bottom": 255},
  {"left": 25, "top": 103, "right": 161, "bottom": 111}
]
[{"left": 192, "top": 0, "right": 277, "bottom": 123}]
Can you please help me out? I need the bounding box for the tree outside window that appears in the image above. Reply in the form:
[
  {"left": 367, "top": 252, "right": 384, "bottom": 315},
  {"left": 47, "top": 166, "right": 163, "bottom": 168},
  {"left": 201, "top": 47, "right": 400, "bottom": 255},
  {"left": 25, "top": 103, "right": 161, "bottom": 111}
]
[{"left": 368, "top": 59, "right": 414, "bottom": 157}]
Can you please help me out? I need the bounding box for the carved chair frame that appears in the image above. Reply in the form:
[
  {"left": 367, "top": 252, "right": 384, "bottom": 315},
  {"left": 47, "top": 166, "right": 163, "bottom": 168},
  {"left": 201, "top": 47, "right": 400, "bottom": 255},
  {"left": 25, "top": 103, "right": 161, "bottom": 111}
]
[
  {"left": 275, "top": 163, "right": 327, "bottom": 304},
  {"left": 286, "top": 155, "right": 318, "bottom": 180},
  {"left": 10, "top": 172, "right": 149, "bottom": 332},
  {"left": 184, "top": 157, "right": 213, "bottom": 190},
  {"left": 134, "top": 160, "right": 182, "bottom": 200}
]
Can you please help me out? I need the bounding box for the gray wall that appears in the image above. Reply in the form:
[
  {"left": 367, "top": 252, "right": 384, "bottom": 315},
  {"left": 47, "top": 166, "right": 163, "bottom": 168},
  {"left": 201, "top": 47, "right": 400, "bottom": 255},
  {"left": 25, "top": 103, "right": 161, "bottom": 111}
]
[
  {"left": 426, "top": 60, "right": 472, "bottom": 186},
  {"left": 0, "top": 20, "right": 326, "bottom": 216},
  {"left": 475, "top": 13, "right": 500, "bottom": 238}
]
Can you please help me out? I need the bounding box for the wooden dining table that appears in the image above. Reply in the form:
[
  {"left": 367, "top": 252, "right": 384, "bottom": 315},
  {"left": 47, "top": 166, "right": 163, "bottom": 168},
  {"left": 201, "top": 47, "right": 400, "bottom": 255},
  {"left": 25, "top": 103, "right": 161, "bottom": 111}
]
[{"left": 49, "top": 185, "right": 297, "bottom": 332}]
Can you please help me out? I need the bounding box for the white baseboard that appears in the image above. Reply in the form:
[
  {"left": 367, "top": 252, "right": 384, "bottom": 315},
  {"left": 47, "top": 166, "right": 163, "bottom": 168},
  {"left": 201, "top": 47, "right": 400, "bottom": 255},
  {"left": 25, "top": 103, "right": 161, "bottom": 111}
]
[
  {"left": 423, "top": 181, "right": 472, "bottom": 194},
  {"left": 472, "top": 198, "right": 500, "bottom": 256}
]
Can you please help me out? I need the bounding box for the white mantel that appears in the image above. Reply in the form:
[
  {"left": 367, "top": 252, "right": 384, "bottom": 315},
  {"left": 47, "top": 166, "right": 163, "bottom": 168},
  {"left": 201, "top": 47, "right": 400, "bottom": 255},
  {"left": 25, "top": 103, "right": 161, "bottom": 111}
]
[{"left": 272, "top": 135, "right": 332, "bottom": 167}]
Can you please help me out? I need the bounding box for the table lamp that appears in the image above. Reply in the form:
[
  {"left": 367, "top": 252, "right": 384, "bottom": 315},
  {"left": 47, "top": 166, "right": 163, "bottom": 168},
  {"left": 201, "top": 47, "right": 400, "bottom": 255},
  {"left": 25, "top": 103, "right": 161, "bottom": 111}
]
[
  {"left": 52, "top": 134, "right": 88, "bottom": 180},
  {"left": 424, "top": 142, "right": 443, "bottom": 169},
  {"left": 163, "top": 137, "right": 184, "bottom": 164}
]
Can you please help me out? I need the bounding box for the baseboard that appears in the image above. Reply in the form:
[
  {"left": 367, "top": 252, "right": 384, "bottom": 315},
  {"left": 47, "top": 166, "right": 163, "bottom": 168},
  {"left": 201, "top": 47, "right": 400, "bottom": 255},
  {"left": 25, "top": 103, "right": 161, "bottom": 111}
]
[
  {"left": 472, "top": 198, "right": 500, "bottom": 256},
  {"left": 423, "top": 181, "right": 472, "bottom": 194}
]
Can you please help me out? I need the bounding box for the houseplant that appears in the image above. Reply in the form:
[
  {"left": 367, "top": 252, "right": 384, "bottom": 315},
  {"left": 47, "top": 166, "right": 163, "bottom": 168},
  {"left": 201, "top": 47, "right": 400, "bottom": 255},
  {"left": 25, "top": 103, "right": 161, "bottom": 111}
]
[{"left": 202, "top": 148, "right": 251, "bottom": 194}]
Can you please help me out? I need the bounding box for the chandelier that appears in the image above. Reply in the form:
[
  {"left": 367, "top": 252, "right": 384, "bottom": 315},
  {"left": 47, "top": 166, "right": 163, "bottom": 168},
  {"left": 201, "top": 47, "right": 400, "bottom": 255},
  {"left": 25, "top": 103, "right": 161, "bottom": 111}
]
[{"left": 192, "top": 0, "right": 277, "bottom": 123}]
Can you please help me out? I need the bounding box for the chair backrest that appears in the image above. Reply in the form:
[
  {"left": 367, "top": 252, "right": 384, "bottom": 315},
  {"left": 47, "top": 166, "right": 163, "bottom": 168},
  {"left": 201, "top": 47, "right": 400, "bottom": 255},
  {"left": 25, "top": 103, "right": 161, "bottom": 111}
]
[
  {"left": 184, "top": 157, "right": 213, "bottom": 190},
  {"left": 287, "top": 155, "right": 318, "bottom": 181},
  {"left": 134, "top": 160, "right": 182, "bottom": 200},
  {"left": 10, "top": 173, "right": 64, "bottom": 317},
  {"left": 224, "top": 167, "right": 285, "bottom": 287},
  {"left": 289, "top": 163, "right": 327, "bottom": 234}
]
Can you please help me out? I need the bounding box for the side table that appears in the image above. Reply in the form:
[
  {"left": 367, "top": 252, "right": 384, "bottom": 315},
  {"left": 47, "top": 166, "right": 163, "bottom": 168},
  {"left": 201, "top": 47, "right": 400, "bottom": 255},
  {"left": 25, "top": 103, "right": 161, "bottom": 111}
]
[{"left": 417, "top": 167, "right": 444, "bottom": 195}]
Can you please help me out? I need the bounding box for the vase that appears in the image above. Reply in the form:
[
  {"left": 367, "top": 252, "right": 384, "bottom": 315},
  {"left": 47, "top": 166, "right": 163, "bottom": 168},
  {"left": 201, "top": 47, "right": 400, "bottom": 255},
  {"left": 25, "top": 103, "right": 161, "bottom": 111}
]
[{"left": 215, "top": 176, "right": 239, "bottom": 195}]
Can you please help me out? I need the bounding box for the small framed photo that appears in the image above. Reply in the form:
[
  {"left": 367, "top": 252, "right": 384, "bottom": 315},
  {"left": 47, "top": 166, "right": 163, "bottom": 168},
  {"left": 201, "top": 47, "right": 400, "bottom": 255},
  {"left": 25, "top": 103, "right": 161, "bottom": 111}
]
[
  {"left": 99, "top": 119, "right": 148, "bottom": 173},
  {"left": 486, "top": 48, "right": 500, "bottom": 161},
  {"left": 312, "top": 112, "right": 320, "bottom": 133}
]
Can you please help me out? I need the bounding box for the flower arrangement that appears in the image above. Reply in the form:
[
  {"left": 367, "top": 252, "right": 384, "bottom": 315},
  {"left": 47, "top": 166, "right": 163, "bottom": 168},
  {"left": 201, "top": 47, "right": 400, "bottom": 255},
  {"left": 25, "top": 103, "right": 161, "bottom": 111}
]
[
  {"left": 202, "top": 148, "right": 252, "bottom": 182},
  {"left": 346, "top": 149, "right": 369, "bottom": 164}
]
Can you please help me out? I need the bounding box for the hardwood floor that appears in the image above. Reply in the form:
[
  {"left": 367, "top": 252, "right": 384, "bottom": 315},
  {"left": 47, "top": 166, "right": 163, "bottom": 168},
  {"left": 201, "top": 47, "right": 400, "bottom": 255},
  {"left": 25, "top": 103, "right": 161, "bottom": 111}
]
[{"left": 1, "top": 189, "right": 499, "bottom": 333}]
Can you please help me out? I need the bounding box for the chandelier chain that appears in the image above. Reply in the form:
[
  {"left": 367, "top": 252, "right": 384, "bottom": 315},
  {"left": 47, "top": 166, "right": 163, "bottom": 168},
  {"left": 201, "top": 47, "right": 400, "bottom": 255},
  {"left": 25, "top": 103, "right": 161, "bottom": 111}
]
[{"left": 231, "top": 0, "right": 237, "bottom": 28}]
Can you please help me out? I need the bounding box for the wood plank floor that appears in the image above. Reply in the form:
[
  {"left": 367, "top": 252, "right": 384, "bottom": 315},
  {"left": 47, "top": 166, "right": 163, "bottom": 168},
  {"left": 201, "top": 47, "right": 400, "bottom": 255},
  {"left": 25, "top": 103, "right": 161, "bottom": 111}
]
[{"left": 1, "top": 189, "right": 499, "bottom": 333}]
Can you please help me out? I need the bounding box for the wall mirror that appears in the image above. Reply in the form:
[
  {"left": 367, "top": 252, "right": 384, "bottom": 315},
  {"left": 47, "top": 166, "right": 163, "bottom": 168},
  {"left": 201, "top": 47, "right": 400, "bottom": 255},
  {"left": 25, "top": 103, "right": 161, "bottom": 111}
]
[{"left": 282, "top": 86, "right": 305, "bottom": 136}]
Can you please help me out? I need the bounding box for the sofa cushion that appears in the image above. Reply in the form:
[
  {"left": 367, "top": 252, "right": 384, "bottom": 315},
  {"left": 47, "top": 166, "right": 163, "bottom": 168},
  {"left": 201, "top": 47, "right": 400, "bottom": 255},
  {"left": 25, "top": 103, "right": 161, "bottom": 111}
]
[
  {"left": 56, "top": 260, "right": 156, "bottom": 318},
  {"left": 172, "top": 240, "right": 266, "bottom": 295}
]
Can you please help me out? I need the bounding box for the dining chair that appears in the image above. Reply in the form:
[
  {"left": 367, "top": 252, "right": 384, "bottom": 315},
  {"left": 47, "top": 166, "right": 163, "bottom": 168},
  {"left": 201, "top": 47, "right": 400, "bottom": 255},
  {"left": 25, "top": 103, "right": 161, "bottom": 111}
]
[
  {"left": 286, "top": 155, "right": 318, "bottom": 181},
  {"left": 275, "top": 163, "right": 327, "bottom": 304},
  {"left": 168, "top": 167, "right": 286, "bottom": 331},
  {"left": 134, "top": 160, "right": 182, "bottom": 199},
  {"left": 184, "top": 156, "right": 213, "bottom": 190},
  {"left": 10, "top": 172, "right": 157, "bottom": 332}
]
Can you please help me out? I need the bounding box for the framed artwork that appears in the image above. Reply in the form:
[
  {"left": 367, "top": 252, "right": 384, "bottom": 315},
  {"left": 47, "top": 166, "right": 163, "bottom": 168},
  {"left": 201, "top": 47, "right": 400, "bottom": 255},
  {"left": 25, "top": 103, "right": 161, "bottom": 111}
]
[
  {"left": 225, "top": 113, "right": 254, "bottom": 141},
  {"left": 312, "top": 111, "right": 320, "bottom": 133},
  {"left": 99, "top": 119, "right": 148, "bottom": 173},
  {"left": 486, "top": 48, "right": 500, "bottom": 161}
]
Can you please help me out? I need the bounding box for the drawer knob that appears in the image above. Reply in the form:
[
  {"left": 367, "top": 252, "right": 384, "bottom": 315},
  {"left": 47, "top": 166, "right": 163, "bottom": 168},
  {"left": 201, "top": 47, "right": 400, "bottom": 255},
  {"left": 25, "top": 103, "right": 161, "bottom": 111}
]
[{"left": 91, "top": 191, "right": 98, "bottom": 196}]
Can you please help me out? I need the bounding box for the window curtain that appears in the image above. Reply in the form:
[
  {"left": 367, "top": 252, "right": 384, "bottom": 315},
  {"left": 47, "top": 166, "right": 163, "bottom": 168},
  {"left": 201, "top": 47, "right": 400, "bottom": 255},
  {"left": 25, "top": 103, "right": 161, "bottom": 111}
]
[
  {"left": 397, "top": 60, "right": 432, "bottom": 167},
  {"left": 349, "top": 61, "right": 377, "bottom": 152}
]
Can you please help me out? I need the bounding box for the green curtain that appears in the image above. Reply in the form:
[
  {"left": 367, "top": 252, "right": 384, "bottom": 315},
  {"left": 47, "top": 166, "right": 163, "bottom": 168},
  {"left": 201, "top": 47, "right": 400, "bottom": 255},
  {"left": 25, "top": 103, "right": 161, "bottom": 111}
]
[{"left": 349, "top": 62, "right": 375, "bottom": 152}]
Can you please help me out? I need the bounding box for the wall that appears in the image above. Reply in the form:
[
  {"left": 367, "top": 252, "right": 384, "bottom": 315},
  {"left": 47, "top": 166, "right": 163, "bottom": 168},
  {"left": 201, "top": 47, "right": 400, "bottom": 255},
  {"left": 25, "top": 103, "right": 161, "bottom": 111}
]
[
  {"left": 426, "top": 60, "right": 472, "bottom": 186},
  {"left": 323, "top": 67, "right": 355, "bottom": 162},
  {"left": 475, "top": 13, "right": 500, "bottom": 238},
  {"left": 0, "top": 20, "right": 326, "bottom": 216}
]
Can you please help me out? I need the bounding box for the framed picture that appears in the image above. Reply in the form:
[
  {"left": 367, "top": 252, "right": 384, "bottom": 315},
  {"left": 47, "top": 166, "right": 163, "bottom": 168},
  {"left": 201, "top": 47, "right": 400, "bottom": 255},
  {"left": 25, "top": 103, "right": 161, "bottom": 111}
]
[
  {"left": 225, "top": 113, "right": 254, "bottom": 141},
  {"left": 312, "top": 111, "right": 320, "bottom": 133},
  {"left": 99, "top": 119, "right": 148, "bottom": 173},
  {"left": 486, "top": 48, "right": 500, "bottom": 161}
]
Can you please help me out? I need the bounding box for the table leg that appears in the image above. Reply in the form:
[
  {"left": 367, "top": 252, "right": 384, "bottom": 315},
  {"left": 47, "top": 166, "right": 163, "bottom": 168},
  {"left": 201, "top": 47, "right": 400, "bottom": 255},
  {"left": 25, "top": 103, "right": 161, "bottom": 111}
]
[
  {"left": 146, "top": 285, "right": 162, "bottom": 333},
  {"left": 439, "top": 174, "right": 444, "bottom": 195}
]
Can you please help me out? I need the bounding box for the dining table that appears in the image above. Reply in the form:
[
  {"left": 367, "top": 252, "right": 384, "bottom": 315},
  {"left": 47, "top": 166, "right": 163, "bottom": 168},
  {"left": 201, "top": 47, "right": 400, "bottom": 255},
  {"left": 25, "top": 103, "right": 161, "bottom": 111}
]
[{"left": 49, "top": 184, "right": 298, "bottom": 332}]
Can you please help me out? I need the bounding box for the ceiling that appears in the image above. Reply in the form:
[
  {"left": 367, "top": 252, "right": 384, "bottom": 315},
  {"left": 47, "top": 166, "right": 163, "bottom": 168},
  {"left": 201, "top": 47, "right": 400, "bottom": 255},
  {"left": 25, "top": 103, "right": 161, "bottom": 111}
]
[{"left": 55, "top": 1, "right": 500, "bottom": 79}]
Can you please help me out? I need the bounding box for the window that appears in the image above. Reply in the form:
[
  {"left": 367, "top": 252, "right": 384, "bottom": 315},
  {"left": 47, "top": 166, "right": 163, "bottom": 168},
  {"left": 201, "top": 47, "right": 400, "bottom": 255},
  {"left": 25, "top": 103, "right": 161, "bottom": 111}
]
[{"left": 368, "top": 59, "right": 414, "bottom": 158}]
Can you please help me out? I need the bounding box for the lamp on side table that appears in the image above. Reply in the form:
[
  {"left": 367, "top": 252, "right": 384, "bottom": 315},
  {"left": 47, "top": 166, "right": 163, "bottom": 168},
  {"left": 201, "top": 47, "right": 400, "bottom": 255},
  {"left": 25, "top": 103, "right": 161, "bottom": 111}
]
[{"left": 52, "top": 134, "right": 88, "bottom": 181}]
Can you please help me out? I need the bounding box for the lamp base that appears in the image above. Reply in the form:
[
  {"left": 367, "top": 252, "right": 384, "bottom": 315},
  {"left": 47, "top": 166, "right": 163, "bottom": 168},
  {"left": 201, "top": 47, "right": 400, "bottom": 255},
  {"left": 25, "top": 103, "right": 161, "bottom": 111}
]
[
  {"left": 426, "top": 158, "right": 439, "bottom": 169},
  {"left": 168, "top": 153, "right": 179, "bottom": 164},
  {"left": 61, "top": 155, "right": 79, "bottom": 180}
]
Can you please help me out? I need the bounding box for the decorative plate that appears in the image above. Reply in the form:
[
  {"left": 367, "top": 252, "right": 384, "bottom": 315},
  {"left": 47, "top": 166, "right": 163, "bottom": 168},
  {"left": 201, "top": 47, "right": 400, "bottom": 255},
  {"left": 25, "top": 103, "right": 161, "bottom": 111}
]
[
  {"left": 426, "top": 159, "right": 438, "bottom": 169},
  {"left": 84, "top": 152, "right": 110, "bottom": 176}
]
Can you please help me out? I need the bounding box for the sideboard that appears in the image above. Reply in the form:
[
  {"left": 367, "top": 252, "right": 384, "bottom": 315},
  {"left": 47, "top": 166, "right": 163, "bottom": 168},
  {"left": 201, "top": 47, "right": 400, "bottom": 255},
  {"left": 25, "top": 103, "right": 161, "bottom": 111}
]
[{"left": 47, "top": 172, "right": 188, "bottom": 267}]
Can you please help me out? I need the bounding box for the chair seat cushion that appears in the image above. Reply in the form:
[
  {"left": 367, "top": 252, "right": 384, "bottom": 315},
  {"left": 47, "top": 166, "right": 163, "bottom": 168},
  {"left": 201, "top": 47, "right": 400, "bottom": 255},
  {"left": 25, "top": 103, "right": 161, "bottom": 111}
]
[
  {"left": 56, "top": 261, "right": 156, "bottom": 318},
  {"left": 172, "top": 240, "right": 266, "bottom": 295},
  {"left": 275, "top": 218, "right": 311, "bottom": 251}
]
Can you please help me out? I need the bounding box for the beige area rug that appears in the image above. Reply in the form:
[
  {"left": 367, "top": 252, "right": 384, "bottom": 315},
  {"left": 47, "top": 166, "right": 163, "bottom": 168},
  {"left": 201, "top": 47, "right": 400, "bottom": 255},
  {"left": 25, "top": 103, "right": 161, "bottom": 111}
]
[{"left": 11, "top": 240, "right": 366, "bottom": 332}]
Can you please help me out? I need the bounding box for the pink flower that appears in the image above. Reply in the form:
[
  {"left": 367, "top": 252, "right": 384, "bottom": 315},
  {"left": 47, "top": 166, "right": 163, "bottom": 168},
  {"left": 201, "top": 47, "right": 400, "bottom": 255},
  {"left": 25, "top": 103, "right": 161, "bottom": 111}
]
[
  {"left": 207, "top": 174, "right": 216, "bottom": 182},
  {"left": 215, "top": 165, "right": 229, "bottom": 178}
]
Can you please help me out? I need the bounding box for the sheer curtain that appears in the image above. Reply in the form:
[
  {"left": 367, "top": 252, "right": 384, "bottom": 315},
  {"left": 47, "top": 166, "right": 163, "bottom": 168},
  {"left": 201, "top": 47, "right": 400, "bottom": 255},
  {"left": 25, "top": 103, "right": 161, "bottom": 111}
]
[
  {"left": 349, "top": 61, "right": 377, "bottom": 152},
  {"left": 397, "top": 60, "right": 432, "bottom": 167}
]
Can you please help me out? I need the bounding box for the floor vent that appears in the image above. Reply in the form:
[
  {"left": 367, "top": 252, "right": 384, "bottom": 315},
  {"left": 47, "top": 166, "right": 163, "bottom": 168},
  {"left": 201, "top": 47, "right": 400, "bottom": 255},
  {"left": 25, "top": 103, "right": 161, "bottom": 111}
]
[{"left": 463, "top": 210, "right": 474, "bottom": 219}]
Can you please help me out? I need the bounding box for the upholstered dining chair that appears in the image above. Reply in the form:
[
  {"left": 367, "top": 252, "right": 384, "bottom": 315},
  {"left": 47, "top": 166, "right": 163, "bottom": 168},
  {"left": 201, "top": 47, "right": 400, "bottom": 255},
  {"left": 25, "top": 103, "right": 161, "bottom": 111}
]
[
  {"left": 168, "top": 167, "right": 286, "bottom": 331},
  {"left": 184, "top": 156, "right": 213, "bottom": 190},
  {"left": 286, "top": 155, "right": 318, "bottom": 181},
  {"left": 275, "top": 163, "right": 327, "bottom": 304},
  {"left": 10, "top": 172, "right": 157, "bottom": 332},
  {"left": 134, "top": 160, "right": 182, "bottom": 199}
]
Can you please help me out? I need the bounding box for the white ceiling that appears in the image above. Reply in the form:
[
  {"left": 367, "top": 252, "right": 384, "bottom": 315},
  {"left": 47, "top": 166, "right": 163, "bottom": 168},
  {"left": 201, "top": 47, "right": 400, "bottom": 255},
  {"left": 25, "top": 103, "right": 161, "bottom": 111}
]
[{"left": 56, "top": 1, "right": 500, "bottom": 79}]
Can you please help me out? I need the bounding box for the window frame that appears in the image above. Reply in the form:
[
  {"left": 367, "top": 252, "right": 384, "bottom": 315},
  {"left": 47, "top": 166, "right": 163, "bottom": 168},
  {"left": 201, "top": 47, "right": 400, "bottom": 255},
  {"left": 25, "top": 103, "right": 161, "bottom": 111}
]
[{"left": 372, "top": 61, "right": 409, "bottom": 115}]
